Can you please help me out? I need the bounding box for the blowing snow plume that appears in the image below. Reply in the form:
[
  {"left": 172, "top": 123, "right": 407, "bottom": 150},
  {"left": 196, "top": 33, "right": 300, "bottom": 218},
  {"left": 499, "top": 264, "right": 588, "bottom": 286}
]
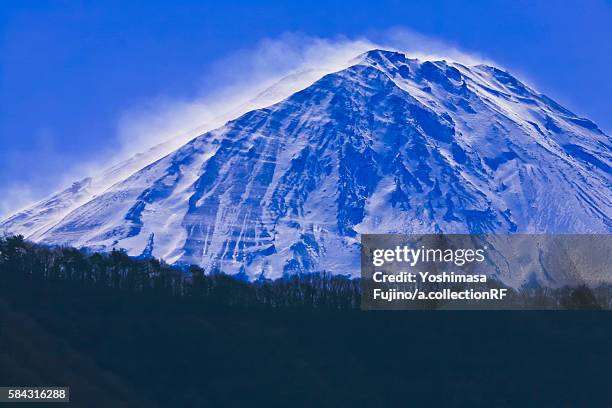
[
  {"left": 0, "top": 34, "right": 379, "bottom": 219},
  {"left": 0, "top": 30, "right": 494, "bottom": 220}
]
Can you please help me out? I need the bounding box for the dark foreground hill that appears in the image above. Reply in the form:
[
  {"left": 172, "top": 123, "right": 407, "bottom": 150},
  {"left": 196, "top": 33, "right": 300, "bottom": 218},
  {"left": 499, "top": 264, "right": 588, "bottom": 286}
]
[{"left": 1, "top": 236, "right": 612, "bottom": 407}]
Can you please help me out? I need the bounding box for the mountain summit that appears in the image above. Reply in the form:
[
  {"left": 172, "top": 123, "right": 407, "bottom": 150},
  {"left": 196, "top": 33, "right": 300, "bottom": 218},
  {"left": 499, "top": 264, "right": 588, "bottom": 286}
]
[{"left": 2, "top": 49, "right": 611, "bottom": 284}]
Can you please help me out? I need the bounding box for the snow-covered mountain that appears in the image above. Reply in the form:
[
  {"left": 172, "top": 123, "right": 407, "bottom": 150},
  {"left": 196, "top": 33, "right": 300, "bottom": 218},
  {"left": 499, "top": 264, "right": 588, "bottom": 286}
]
[{"left": 2, "top": 49, "right": 611, "bottom": 285}]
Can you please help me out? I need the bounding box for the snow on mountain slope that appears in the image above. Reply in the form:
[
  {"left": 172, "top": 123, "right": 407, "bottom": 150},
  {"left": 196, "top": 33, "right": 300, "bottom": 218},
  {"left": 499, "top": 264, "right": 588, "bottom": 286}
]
[
  {"left": 2, "top": 49, "right": 611, "bottom": 287},
  {"left": 0, "top": 66, "right": 341, "bottom": 243}
]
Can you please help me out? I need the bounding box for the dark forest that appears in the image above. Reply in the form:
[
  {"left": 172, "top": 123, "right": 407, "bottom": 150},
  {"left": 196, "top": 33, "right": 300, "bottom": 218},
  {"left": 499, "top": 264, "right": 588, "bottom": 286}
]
[{"left": 1, "top": 235, "right": 611, "bottom": 407}]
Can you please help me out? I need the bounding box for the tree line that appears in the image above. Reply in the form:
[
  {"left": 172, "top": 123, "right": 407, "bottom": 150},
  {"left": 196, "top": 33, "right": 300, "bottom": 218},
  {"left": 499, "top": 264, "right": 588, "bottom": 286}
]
[
  {"left": 1, "top": 235, "right": 608, "bottom": 310},
  {"left": 0, "top": 235, "right": 360, "bottom": 309}
]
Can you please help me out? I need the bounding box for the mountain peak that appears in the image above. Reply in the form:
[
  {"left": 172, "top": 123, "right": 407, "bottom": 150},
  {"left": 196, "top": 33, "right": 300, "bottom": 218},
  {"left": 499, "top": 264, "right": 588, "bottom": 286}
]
[
  {"left": 2, "top": 48, "right": 610, "bottom": 286},
  {"left": 357, "top": 48, "right": 411, "bottom": 63}
]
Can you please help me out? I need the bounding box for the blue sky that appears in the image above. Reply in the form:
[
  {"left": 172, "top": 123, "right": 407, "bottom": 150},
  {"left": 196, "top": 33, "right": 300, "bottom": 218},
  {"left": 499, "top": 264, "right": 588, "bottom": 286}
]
[{"left": 1, "top": 0, "right": 611, "bottom": 216}]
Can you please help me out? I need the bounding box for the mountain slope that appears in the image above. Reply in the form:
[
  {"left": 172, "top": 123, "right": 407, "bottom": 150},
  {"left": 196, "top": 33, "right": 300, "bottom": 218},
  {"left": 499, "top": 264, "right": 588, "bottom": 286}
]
[{"left": 2, "top": 49, "right": 611, "bottom": 285}]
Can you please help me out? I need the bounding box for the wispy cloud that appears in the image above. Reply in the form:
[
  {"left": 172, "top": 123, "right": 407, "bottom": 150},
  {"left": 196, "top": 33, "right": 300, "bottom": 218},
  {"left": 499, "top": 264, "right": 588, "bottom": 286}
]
[
  {"left": 114, "top": 33, "right": 377, "bottom": 158},
  {"left": 0, "top": 185, "right": 37, "bottom": 219},
  {"left": 374, "top": 27, "right": 496, "bottom": 66}
]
